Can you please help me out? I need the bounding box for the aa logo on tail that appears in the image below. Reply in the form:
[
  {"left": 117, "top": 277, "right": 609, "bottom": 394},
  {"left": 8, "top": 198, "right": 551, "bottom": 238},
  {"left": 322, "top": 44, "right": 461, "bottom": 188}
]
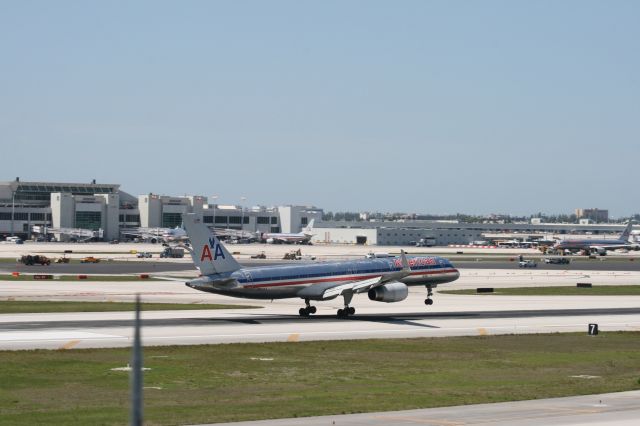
[{"left": 200, "top": 237, "right": 226, "bottom": 262}]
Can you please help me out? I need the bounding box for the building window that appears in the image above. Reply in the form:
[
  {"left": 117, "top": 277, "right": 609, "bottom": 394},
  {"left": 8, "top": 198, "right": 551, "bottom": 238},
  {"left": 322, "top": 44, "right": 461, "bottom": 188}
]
[
  {"left": 271, "top": 217, "right": 278, "bottom": 224},
  {"left": 14, "top": 212, "right": 28, "bottom": 221},
  {"left": 257, "top": 216, "right": 270, "bottom": 224},
  {"left": 119, "top": 214, "right": 125, "bottom": 222},
  {"left": 30, "top": 213, "right": 45, "bottom": 221},
  {"left": 76, "top": 211, "right": 102, "bottom": 230},
  {"left": 243, "top": 216, "right": 249, "bottom": 224},
  {"left": 215, "top": 216, "right": 227, "bottom": 224},
  {"left": 126, "top": 214, "right": 140, "bottom": 222},
  {"left": 203, "top": 216, "right": 213, "bottom": 224},
  {"left": 229, "top": 216, "right": 241, "bottom": 224},
  {"left": 270, "top": 226, "right": 280, "bottom": 233},
  {"left": 0, "top": 212, "right": 11, "bottom": 220},
  {"left": 162, "top": 213, "right": 182, "bottom": 228},
  {"left": 301, "top": 217, "right": 308, "bottom": 225}
]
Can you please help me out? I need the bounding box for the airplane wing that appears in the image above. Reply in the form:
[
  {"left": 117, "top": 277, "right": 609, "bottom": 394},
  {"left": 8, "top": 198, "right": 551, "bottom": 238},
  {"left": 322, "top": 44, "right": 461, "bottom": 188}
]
[{"left": 297, "top": 251, "right": 412, "bottom": 301}]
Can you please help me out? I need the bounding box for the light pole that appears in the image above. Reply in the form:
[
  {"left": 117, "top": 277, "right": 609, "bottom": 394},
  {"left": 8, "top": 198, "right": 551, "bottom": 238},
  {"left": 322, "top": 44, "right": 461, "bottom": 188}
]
[
  {"left": 10, "top": 190, "right": 15, "bottom": 237},
  {"left": 210, "top": 195, "right": 218, "bottom": 230}
]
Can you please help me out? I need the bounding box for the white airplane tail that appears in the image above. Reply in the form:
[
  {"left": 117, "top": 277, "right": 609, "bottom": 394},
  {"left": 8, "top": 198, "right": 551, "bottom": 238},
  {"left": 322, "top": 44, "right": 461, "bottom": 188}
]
[
  {"left": 182, "top": 213, "right": 241, "bottom": 275},
  {"left": 620, "top": 221, "right": 633, "bottom": 242},
  {"left": 303, "top": 219, "right": 315, "bottom": 234}
]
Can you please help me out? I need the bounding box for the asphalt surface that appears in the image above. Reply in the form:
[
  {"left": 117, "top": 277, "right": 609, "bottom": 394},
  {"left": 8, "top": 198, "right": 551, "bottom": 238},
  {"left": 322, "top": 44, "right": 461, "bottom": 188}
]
[
  {"left": 201, "top": 390, "right": 640, "bottom": 426},
  {"left": 3, "top": 307, "right": 639, "bottom": 332},
  {"left": 3, "top": 258, "right": 640, "bottom": 274}
]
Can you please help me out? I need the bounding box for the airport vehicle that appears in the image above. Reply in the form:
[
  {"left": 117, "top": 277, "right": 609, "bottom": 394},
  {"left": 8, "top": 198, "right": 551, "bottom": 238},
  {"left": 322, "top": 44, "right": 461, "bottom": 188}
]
[
  {"left": 543, "top": 257, "right": 570, "bottom": 265},
  {"left": 18, "top": 255, "right": 51, "bottom": 266},
  {"left": 136, "top": 252, "right": 153, "bottom": 258},
  {"left": 250, "top": 252, "right": 267, "bottom": 259},
  {"left": 415, "top": 237, "right": 436, "bottom": 247},
  {"left": 518, "top": 259, "right": 537, "bottom": 268},
  {"left": 283, "top": 249, "right": 316, "bottom": 261},
  {"left": 160, "top": 247, "right": 184, "bottom": 258},
  {"left": 80, "top": 256, "right": 100, "bottom": 263},
  {"left": 55, "top": 255, "right": 70, "bottom": 264},
  {"left": 261, "top": 220, "right": 315, "bottom": 244},
  {"left": 552, "top": 222, "right": 637, "bottom": 256},
  {"left": 182, "top": 214, "right": 459, "bottom": 318},
  {"left": 5, "top": 236, "right": 23, "bottom": 244}
]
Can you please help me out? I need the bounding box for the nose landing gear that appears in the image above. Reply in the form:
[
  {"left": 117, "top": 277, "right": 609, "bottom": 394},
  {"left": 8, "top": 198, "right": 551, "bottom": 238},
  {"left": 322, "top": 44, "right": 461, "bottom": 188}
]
[{"left": 424, "top": 284, "right": 434, "bottom": 306}]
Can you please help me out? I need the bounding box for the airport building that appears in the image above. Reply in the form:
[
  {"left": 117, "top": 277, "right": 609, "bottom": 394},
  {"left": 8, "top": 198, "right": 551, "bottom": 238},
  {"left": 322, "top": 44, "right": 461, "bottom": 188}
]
[
  {"left": 0, "top": 178, "right": 322, "bottom": 241},
  {"left": 0, "top": 178, "right": 633, "bottom": 245}
]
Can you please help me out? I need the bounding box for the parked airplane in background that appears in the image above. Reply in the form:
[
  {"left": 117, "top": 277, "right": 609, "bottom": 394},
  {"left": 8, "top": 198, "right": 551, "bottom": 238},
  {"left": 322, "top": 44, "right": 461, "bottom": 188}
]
[
  {"left": 261, "top": 219, "right": 315, "bottom": 244},
  {"left": 183, "top": 214, "right": 459, "bottom": 317},
  {"left": 122, "top": 226, "right": 187, "bottom": 244},
  {"left": 553, "top": 222, "right": 637, "bottom": 256}
]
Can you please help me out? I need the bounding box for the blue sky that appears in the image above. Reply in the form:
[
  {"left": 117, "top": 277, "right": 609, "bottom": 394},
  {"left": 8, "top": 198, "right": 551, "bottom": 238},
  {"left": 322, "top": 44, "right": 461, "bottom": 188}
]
[{"left": 1, "top": 1, "right": 638, "bottom": 216}]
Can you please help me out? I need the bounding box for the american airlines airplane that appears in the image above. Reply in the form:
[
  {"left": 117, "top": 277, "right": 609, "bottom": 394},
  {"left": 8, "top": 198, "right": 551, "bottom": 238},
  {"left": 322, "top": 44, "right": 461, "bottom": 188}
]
[
  {"left": 182, "top": 214, "right": 459, "bottom": 317},
  {"left": 553, "top": 222, "right": 638, "bottom": 256},
  {"left": 261, "top": 219, "right": 315, "bottom": 244}
]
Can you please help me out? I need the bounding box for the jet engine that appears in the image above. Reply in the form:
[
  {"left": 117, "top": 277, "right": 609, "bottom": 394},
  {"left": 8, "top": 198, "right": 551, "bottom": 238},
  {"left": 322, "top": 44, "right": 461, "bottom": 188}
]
[{"left": 368, "top": 281, "right": 408, "bottom": 303}]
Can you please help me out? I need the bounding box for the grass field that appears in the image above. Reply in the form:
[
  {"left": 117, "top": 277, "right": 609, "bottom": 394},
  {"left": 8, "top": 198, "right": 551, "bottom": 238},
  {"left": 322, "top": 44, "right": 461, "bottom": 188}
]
[
  {"left": 441, "top": 285, "right": 640, "bottom": 296},
  {"left": 0, "top": 274, "right": 167, "bottom": 282},
  {"left": 0, "top": 300, "right": 256, "bottom": 314},
  {"left": 0, "top": 333, "right": 639, "bottom": 425}
]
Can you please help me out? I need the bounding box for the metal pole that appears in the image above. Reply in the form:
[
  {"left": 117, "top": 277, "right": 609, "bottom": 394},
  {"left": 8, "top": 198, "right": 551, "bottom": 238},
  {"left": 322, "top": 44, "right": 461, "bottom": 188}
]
[
  {"left": 130, "top": 294, "right": 143, "bottom": 426},
  {"left": 10, "top": 190, "right": 15, "bottom": 237}
]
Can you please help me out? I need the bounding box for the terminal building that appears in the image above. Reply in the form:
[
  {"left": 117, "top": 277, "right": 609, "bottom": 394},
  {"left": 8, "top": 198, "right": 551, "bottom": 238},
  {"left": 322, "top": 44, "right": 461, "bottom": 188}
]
[
  {"left": 0, "top": 178, "right": 633, "bottom": 245},
  {"left": 0, "top": 178, "right": 322, "bottom": 241}
]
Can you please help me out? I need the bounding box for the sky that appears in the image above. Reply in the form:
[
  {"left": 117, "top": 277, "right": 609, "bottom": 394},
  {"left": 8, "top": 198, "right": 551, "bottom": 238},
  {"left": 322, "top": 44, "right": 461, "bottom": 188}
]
[{"left": 1, "top": 1, "right": 639, "bottom": 217}]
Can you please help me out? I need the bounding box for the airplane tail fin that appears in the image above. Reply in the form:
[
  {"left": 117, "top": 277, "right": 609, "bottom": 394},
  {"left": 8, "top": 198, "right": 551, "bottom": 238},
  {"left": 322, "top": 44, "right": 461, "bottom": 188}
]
[
  {"left": 620, "top": 221, "right": 633, "bottom": 242},
  {"left": 303, "top": 219, "right": 315, "bottom": 233},
  {"left": 182, "top": 213, "right": 241, "bottom": 275}
]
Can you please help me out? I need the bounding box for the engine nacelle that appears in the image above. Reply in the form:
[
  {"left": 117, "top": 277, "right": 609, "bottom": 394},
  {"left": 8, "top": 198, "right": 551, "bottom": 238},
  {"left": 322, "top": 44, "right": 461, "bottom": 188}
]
[{"left": 368, "top": 281, "right": 408, "bottom": 303}]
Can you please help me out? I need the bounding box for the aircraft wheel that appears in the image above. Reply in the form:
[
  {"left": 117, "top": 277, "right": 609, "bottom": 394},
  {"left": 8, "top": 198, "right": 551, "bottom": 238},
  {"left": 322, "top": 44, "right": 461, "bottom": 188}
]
[
  {"left": 337, "top": 309, "right": 344, "bottom": 318},
  {"left": 348, "top": 307, "right": 355, "bottom": 315},
  {"left": 425, "top": 298, "right": 434, "bottom": 305},
  {"left": 309, "top": 306, "right": 317, "bottom": 314},
  {"left": 299, "top": 308, "right": 309, "bottom": 317}
]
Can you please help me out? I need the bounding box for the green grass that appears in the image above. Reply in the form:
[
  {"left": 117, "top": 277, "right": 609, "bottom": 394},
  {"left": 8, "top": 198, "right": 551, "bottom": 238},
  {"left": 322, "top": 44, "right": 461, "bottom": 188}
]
[
  {"left": 441, "top": 285, "right": 640, "bottom": 296},
  {"left": 0, "top": 300, "right": 257, "bottom": 314},
  {"left": 0, "top": 274, "right": 167, "bottom": 282},
  {"left": 0, "top": 333, "right": 639, "bottom": 425}
]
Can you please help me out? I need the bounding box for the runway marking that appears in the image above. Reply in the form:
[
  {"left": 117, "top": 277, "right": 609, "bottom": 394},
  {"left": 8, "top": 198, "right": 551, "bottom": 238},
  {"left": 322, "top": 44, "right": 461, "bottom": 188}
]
[
  {"left": 477, "top": 327, "right": 488, "bottom": 336},
  {"left": 58, "top": 339, "right": 81, "bottom": 350},
  {"left": 287, "top": 333, "right": 300, "bottom": 342}
]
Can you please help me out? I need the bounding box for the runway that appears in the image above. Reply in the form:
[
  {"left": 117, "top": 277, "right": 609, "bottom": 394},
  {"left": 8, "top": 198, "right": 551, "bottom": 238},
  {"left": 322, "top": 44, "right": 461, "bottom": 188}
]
[
  {"left": 201, "top": 390, "right": 640, "bottom": 426},
  {"left": 1, "top": 289, "right": 639, "bottom": 350}
]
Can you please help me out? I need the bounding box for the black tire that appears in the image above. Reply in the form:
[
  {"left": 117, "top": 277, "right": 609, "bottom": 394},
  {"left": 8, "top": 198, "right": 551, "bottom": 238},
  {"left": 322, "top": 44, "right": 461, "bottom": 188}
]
[
  {"left": 425, "top": 298, "right": 434, "bottom": 305},
  {"left": 299, "top": 308, "right": 309, "bottom": 317},
  {"left": 337, "top": 309, "right": 344, "bottom": 318},
  {"left": 309, "top": 306, "right": 317, "bottom": 314},
  {"left": 348, "top": 307, "right": 355, "bottom": 315}
]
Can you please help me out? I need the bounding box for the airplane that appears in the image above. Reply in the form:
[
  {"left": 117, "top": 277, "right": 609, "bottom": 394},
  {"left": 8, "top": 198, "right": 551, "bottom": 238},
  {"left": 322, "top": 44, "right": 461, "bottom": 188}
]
[
  {"left": 182, "top": 214, "right": 460, "bottom": 318},
  {"left": 261, "top": 219, "right": 315, "bottom": 244},
  {"left": 552, "top": 222, "right": 638, "bottom": 256},
  {"left": 122, "top": 226, "right": 187, "bottom": 244}
]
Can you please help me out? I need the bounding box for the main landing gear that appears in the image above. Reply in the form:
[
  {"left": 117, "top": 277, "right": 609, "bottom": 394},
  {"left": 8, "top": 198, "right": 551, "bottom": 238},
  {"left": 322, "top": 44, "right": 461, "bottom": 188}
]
[
  {"left": 299, "top": 299, "right": 317, "bottom": 317},
  {"left": 424, "top": 284, "right": 434, "bottom": 306},
  {"left": 337, "top": 291, "right": 355, "bottom": 318}
]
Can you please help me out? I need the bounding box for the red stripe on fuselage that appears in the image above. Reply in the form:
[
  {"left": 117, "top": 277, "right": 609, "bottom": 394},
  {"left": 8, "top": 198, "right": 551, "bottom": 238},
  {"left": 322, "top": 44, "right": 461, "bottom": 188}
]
[{"left": 243, "top": 268, "right": 458, "bottom": 289}]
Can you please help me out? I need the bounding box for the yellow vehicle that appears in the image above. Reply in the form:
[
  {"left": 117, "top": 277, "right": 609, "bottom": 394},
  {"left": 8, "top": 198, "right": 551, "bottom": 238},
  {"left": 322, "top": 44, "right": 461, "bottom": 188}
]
[{"left": 80, "top": 256, "right": 100, "bottom": 263}]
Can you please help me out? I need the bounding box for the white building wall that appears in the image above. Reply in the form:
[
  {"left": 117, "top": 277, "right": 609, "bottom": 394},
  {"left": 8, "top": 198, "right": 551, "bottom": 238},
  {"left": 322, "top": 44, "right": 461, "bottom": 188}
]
[
  {"left": 51, "top": 193, "right": 74, "bottom": 229},
  {"left": 311, "top": 228, "right": 377, "bottom": 245}
]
